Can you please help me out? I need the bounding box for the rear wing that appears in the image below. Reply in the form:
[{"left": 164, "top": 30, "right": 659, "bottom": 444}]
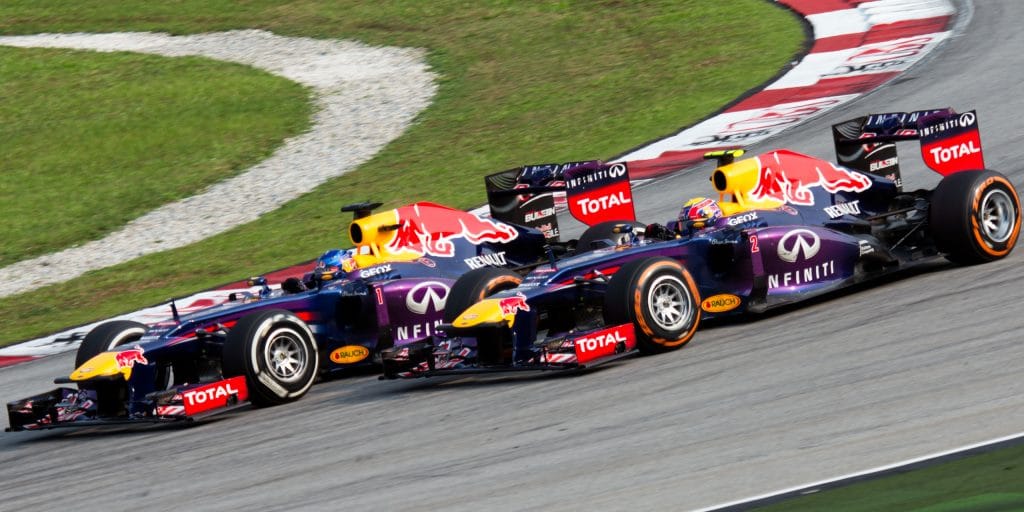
[
  {"left": 485, "top": 160, "right": 636, "bottom": 238},
  {"left": 832, "top": 108, "right": 984, "bottom": 188}
]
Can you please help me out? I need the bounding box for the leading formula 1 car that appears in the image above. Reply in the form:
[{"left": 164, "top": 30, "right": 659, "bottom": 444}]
[
  {"left": 6, "top": 196, "right": 608, "bottom": 431},
  {"left": 381, "top": 108, "right": 1021, "bottom": 378}
]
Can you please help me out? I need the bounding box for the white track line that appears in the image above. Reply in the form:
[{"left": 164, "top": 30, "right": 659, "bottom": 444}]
[{"left": 692, "top": 430, "right": 1024, "bottom": 511}]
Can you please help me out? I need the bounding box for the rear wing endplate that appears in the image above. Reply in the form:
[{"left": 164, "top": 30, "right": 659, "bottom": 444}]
[
  {"left": 832, "top": 108, "right": 985, "bottom": 186},
  {"left": 485, "top": 160, "right": 636, "bottom": 236}
]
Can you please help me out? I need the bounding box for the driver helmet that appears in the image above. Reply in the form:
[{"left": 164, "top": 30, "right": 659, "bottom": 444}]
[
  {"left": 315, "top": 249, "right": 357, "bottom": 276},
  {"left": 679, "top": 197, "right": 723, "bottom": 229}
]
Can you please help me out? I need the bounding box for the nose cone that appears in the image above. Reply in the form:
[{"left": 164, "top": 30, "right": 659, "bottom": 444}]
[
  {"left": 69, "top": 352, "right": 130, "bottom": 381},
  {"left": 452, "top": 299, "right": 514, "bottom": 328}
]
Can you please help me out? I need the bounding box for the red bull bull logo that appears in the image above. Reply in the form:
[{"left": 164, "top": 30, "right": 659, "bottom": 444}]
[
  {"left": 387, "top": 203, "right": 518, "bottom": 258},
  {"left": 751, "top": 150, "right": 872, "bottom": 206},
  {"left": 498, "top": 293, "right": 530, "bottom": 316},
  {"left": 114, "top": 347, "right": 148, "bottom": 369}
]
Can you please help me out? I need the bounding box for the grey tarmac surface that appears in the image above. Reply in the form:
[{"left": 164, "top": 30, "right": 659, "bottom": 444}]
[{"left": 2, "top": 1, "right": 1022, "bottom": 510}]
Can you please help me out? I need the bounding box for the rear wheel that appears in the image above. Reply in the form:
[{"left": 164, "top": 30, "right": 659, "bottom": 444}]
[
  {"left": 443, "top": 267, "right": 523, "bottom": 323},
  {"left": 222, "top": 309, "right": 319, "bottom": 407},
  {"left": 930, "top": 170, "right": 1021, "bottom": 264},
  {"left": 604, "top": 257, "right": 701, "bottom": 354}
]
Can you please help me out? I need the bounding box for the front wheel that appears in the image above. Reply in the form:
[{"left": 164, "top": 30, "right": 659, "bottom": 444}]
[
  {"left": 222, "top": 309, "right": 319, "bottom": 407},
  {"left": 76, "top": 320, "right": 147, "bottom": 367},
  {"left": 604, "top": 257, "right": 701, "bottom": 354},
  {"left": 930, "top": 170, "right": 1021, "bottom": 264}
]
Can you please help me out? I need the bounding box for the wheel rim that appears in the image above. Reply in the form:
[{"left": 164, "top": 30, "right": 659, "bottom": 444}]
[
  {"left": 979, "top": 189, "right": 1016, "bottom": 243},
  {"left": 263, "top": 327, "right": 309, "bottom": 383},
  {"left": 646, "top": 275, "right": 692, "bottom": 331}
]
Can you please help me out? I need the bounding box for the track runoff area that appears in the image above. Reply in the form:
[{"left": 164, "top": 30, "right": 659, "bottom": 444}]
[{"left": 4, "top": 0, "right": 1019, "bottom": 508}]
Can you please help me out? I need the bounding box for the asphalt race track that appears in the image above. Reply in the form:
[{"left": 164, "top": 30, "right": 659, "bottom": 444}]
[{"left": 2, "top": 2, "right": 1022, "bottom": 510}]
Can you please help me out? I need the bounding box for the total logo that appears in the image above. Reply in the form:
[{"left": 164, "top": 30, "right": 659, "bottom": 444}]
[
  {"left": 359, "top": 264, "right": 392, "bottom": 279},
  {"left": 777, "top": 229, "right": 821, "bottom": 263},
  {"left": 727, "top": 212, "right": 758, "bottom": 226},
  {"left": 405, "top": 281, "right": 450, "bottom": 314},
  {"left": 928, "top": 141, "right": 980, "bottom": 164},
  {"left": 182, "top": 382, "right": 242, "bottom": 407},
  {"left": 574, "top": 191, "right": 631, "bottom": 215},
  {"left": 573, "top": 324, "right": 635, "bottom": 364}
]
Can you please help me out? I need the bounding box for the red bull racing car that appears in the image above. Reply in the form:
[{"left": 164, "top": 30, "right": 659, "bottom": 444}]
[
  {"left": 380, "top": 108, "right": 1021, "bottom": 378},
  {"left": 6, "top": 199, "right": 591, "bottom": 431}
]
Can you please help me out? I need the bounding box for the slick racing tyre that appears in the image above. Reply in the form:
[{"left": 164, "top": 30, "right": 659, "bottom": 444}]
[
  {"left": 930, "top": 170, "right": 1021, "bottom": 264},
  {"left": 443, "top": 267, "right": 523, "bottom": 323},
  {"left": 604, "top": 257, "right": 701, "bottom": 354},
  {"left": 222, "top": 309, "right": 319, "bottom": 407},
  {"left": 76, "top": 320, "right": 147, "bottom": 368},
  {"left": 576, "top": 220, "right": 645, "bottom": 253}
]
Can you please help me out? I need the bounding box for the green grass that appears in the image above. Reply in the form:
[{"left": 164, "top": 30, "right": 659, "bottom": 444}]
[
  {"left": 751, "top": 440, "right": 1024, "bottom": 511},
  {"left": 0, "top": 0, "right": 803, "bottom": 344},
  {"left": 0, "top": 47, "right": 311, "bottom": 267}
]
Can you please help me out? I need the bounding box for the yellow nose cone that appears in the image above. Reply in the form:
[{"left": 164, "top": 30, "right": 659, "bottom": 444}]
[
  {"left": 453, "top": 299, "right": 514, "bottom": 328},
  {"left": 69, "top": 352, "right": 134, "bottom": 381}
]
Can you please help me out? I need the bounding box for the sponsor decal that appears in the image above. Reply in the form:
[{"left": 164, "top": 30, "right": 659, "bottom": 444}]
[
  {"left": 464, "top": 251, "right": 508, "bottom": 270},
  {"left": 330, "top": 345, "right": 370, "bottom": 364},
  {"left": 752, "top": 150, "right": 872, "bottom": 206},
  {"left": 573, "top": 324, "right": 635, "bottom": 364},
  {"left": 566, "top": 163, "right": 635, "bottom": 226},
  {"left": 701, "top": 294, "right": 741, "bottom": 313},
  {"left": 386, "top": 203, "right": 518, "bottom": 258},
  {"left": 359, "top": 264, "right": 392, "bottom": 279},
  {"left": 823, "top": 200, "right": 861, "bottom": 219},
  {"left": 768, "top": 260, "right": 836, "bottom": 289},
  {"left": 405, "top": 281, "right": 450, "bottom": 315},
  {"left": 920, "top": 110, "right": 985, "bottom": 176},
  {"left": 417, "top": 257, "right": 436, "bottom": 268},
  {"left": 779, "top": 205, "right": 799, "bottom": 216},
  {"left": 573, "top": 192, "right": 631, "bottom": 215},
  {"left": 114, "top": 347, "right": 148, "bottom": 369},
  {"left": 727, "top": 212, "right": 758, "bottom": 226},
  {"left": 858, "top": 240, "right": 874, "bottom": 256},
  {"left": 498, "top": 293, "right": 530, "bottom": 316},
  {"left": 927, "top": 141, "right": 980, "bottom": 163},
  {"left": 181, "top": 376, "right": 248, "bottom": 416},
  {"left": 536, "top": 222, "right": 559, "bottom": 239},
  {"left": 869, "top": 157, "right": 898, "bottom": 172},
  {"left": 524, "top": 207, "right": 555, "bottom": 223},
  {"left": 395, "top": 320, "right": 444, "bottom": 340},
  {"left": 778, "top": 229, "right": 821, "bottom": 263}
]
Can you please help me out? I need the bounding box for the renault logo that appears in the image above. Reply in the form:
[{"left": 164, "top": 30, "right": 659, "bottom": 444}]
[
  {"left": 778, "top": 229, "right": 821, "bottom": 263},
  {"left": 406, "top": 281, "right": 450, "bottom": 314}
]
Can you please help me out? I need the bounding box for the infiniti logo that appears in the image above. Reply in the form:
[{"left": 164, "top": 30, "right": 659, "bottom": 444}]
[
  {"left": 959, "top": 111, "right": 976, "bottom": 128},
  {"left": 778, "top": 229, "right": 821, "bottom": 263},
  {"left": 405, "top": 281, "right": 450, "bottom": 314}
]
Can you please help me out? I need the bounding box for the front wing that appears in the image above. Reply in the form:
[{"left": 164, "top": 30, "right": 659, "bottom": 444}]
[{"left": 6, "top": 376, "right": 249, "bottom": 432}]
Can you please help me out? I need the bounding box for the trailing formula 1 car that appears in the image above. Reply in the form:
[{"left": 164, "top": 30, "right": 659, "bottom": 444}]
[
  {"left": 381, "top": 108, "right": 1021, "bottom": 378},
  {"left": 6, "top": 200, "right": 576, "bottom": 431}
]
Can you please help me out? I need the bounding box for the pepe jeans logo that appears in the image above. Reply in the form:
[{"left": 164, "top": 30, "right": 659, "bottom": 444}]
[
  {"left": 778, "top": 229, "right": 821, "bottom": 263},
  {"left": 405, "top": 281, "right": 450, "bottom": 315}
]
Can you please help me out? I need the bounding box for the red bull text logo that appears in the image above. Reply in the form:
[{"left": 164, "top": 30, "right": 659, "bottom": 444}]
[
  {"left": 114, "top": 347, "right": 148, "bottom": 369},
  {"left": 387, "top": 203, "right": 518, "bottom": 258},
  {"left": 499, "top": 294, "right": 530, "bottom": 316},
  {"left": 751, "top": 150, "right": 872, "bottom": 206}
]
